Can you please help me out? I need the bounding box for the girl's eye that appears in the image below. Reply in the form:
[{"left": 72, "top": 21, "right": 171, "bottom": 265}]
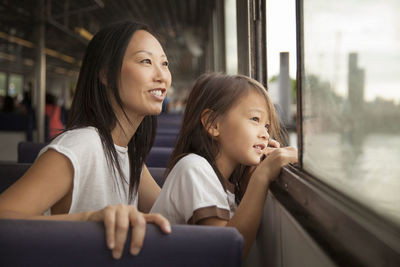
[
  {"left": 251, "top": 117, "right": 259, "bottom": 122},
  {"left": 265, "top": 124, "right": 270, "bottom": 132},
  {"left": 162, "top": 61, "right": 169, "bottom": 67},
  {"left": 141, "top": 59, "right": 151, "bottom": 64}
]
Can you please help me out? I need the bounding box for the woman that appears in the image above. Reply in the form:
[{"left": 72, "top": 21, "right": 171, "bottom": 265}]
[{"left": 0, "top": 21, "right": 171, "bottom": 260}]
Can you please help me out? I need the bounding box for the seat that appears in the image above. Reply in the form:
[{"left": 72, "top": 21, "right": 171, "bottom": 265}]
[
  {"left": 0, "top": 219, "right": 243, "bottom": 267},
  {"left": 146, "top": 147, "right": 173, "bottom": 168},
  {"left": 0, "top": 162, "right": 31, "bottom": 193},
  {"left": 17, "top": 141, "right": 46, "bottom": 163},
  {"left": 148, "top": 167, "right": 166, "bottom": 187},
  {"left": 17, "top": 141, "right": 173, "bottom": 168},
  {"left": 154, "top": 134, "right": 177, "bottom": 147}
]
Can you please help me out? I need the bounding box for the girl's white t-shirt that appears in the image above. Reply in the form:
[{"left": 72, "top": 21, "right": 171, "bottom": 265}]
[
  {"left": 151, "top": 153, "right": 237, "bottom": 224},
  {"left": 38, "top": 127, "right": 138, "bottom": 215}
]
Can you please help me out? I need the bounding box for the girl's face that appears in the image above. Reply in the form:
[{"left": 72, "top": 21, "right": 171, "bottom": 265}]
[
  {"left": 213, "top": 90, "right": 270, "bottom": 176},
  {"left": 117, "top": 30, "right": 171, "bottom": 117}
]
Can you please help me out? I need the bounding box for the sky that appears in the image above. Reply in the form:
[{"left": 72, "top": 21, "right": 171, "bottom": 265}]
[{"left": 266, "top": 0, "right": 297, "bottom": 79}]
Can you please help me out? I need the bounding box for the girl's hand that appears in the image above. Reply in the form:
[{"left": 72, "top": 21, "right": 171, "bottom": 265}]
[
  {"left": 267, "top": 138, "right": 280, "bottom": 148},
  {"left": 86, "top": 204, "right": 171, "bottom": 259},
  {"left": 254, "top": 146, "right": 298, "bottom": 185}
]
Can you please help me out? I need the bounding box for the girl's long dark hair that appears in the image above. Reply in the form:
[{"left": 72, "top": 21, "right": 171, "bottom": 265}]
[
  {"left": 67, "top": 21, "right": 157, "bottom": 200},
  {"left": 167, "top": 73, "right": 284, "bottom": 204}
]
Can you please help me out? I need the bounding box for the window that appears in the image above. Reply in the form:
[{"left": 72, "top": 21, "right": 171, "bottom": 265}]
[
  {"left": 8, "top": 73, "right": 23, "bottom": 97},
  {"left": 0, "top": 72, "right": 6, "bottom": 96},
  {"left": 224, "top": 0, "right": 238, "bottom": 74},
  {"left": 302, "top": 0, "right": 400, "bottom": 227}
]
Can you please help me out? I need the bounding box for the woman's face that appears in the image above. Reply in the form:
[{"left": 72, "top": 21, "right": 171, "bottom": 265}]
[{"left": 117, "top": 30, "right": 171, "bottom": 117}]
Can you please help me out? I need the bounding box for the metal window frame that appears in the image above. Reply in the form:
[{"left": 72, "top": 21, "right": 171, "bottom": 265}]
[{"left": 236, "top": 0, "right": 266, "bottom": 85}]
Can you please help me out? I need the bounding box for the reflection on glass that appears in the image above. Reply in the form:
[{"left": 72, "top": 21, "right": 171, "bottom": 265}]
[{"left": 302, "top": 0, "right": 400, "bottom": 226}]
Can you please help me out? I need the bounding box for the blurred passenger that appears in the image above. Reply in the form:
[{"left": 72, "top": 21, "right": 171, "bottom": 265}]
[
  {"left": 45, "top": 93, "right": 64, "bottom": 139},
  {"left": 2, "top": 95, "right": 15, "bottom": 112}
]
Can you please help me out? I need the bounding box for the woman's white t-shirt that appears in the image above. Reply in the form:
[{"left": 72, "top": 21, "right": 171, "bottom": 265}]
[
  {"left": 151, "top": 153, "right": 237, "bottom": 224},
  {"left": 38, "top": 126, "right": 138, "bottom": 215}
]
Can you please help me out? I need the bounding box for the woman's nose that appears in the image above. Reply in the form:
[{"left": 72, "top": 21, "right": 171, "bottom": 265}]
[{"left": 154, "top": 65, "right": 170, "bottom": 85}]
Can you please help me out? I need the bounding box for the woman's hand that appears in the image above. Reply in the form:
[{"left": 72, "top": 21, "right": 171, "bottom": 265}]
[
  {"left": 253, "top": 146, "right": 298, "bottom": 185},
  {"left": 86, "top": 204, "right": 171, "bottom": 259}
]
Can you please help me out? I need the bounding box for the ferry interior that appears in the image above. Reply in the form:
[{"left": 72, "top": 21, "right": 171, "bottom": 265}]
[{"left": 0, "top": 0, "right": 399, "bottom": 266}]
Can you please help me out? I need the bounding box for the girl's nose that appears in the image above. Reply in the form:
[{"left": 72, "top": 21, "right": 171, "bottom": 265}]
[{"left": 259, "top": 127, "right": 269, "bottom": 140}]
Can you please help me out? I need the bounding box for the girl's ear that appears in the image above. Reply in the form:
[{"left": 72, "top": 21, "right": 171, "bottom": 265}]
[{"left": 201, "top": 109, "right": 220, "bottom": 137}]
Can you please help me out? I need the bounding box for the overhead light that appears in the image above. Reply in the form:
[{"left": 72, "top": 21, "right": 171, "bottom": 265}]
[
  {"left": 74, "top": 27, "right": 93, "bottom": 41},
  {"left": 94, "top": 0, "right": 105, "bottom": 8},
  {"left": 0, "top": 31, "right": 79, "bottom": 65},
  {"left": 0, "top": 31, "right": 33, "bottom": 48}
]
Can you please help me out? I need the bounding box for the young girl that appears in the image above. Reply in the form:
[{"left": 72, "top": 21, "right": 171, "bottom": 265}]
[
  {"left": 0, "top": 21, "right": 171, "bottom": 259},
  {"left": 151, "top": 72, "right": 298, "bottom": 257}
]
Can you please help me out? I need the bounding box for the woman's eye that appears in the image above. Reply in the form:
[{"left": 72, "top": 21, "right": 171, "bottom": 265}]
[
  {"left": 251, "top": 117, "right": 259, "bottom": 122},
  {"left": 141, "top": 59, "right": 151, "bottom": 64},
  {"left": 162, "top": 61, "right": 169, "bottom": 67}
]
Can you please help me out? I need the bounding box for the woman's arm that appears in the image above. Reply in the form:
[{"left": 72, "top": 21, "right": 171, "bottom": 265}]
[
  {"left": 0, "top": 150, "right": 171, "bottom": 259},
  {"left": 198, "top": 146, "right": 298, "bottom": 258},
  {"left": 137, "top": 165, "right": 161, "bottom": 213},
  {"left": 0, "top": 149, "right": 74, "bottom": 218}
]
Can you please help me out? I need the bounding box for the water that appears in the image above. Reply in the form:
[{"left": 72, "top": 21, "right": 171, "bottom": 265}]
[{"left": 303, "top": 133, "right": 400, "bottom": 226}]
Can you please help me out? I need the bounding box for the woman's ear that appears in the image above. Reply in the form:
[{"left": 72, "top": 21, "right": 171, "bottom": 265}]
[{"left": 201, "top": 109, "right": 220, "bottom": 137}]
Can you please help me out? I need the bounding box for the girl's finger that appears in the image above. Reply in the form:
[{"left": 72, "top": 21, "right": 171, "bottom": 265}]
[
  {"left": 144, "top": 213, "right": 171, "bottom": 234},
  {"left": 264, "top": 147, "right": 277, "bottom": 155},
  {"left": 129, "top": 208, "right": 146, "bottom": 256},
  {"left": 268, "top": 139, "right": 280, "bottom": 148}
]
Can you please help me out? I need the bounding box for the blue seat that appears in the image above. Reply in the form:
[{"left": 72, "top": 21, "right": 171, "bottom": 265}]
[
  {"left": 0, "top": 162, "right": 31, "bottom": 193},
  {"left": 154, "top": 134, "right": 177, "bottom": 147},
  {"left": 146, "top": 147, "right": 173, "bottom": 168},
  {"left": 18, "top": 141, "right": 173, "bottom": 168},
  {"left": 148, "top": 167, "right": 166, "bottom": 187},
  {"left": 0, "top": 219, "right": 243, "bottom": 267},
  {"left": 156, "top": 127, "right": 180, "bottom": 135},
  {"left": 17, "top": 142, "right": 47, "bottom": 163}
]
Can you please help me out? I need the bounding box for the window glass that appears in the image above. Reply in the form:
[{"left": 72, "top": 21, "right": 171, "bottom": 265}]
[
  {"left": 8, "top": 73, "right": 23, "bottom": 97},
  {"left": 0, "top": 72, "right": 6, "bottom": 96},
  {"left": 302, "top": 0, "right": 400, "bottom": 226},
  {"left": 266, "top": 0, "right": 297, "bottom": 147}
]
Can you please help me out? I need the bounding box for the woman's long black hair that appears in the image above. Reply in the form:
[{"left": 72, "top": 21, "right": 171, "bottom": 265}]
[{"left": 67, "top": 21, "right": 157, "bottom": 200}]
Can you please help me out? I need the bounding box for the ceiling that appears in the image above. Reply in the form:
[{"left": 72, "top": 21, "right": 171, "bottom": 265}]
[{"left": 0, "top": 0, "right": 217, "bottom": 89}]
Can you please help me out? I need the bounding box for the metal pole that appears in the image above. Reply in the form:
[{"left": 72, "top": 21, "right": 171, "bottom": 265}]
[
  {"left": 34, "top": 0, "right": 46, "bottom": 142},
  {"left": 279, "top": 52, "right": 292, "bottom": 126}
]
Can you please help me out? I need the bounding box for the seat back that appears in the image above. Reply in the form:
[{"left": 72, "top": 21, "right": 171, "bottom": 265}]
[
  {"left": 146, "top": 147, "right": 173, "bottom": 168},
  {"left": 148, "top": 167, "right": 166, "bottom": 187},
  {"left": 0, "top": 219, "right": 243, "bottom": 267},
  {"left": 154, "top": 135, "right": 177, "bottom": 147},
  {"left": 17, "top": 142, "right": 47, "bottom": 163},
  {"left": 0, "top": 162, "right": 31, "bottom": 193}
]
